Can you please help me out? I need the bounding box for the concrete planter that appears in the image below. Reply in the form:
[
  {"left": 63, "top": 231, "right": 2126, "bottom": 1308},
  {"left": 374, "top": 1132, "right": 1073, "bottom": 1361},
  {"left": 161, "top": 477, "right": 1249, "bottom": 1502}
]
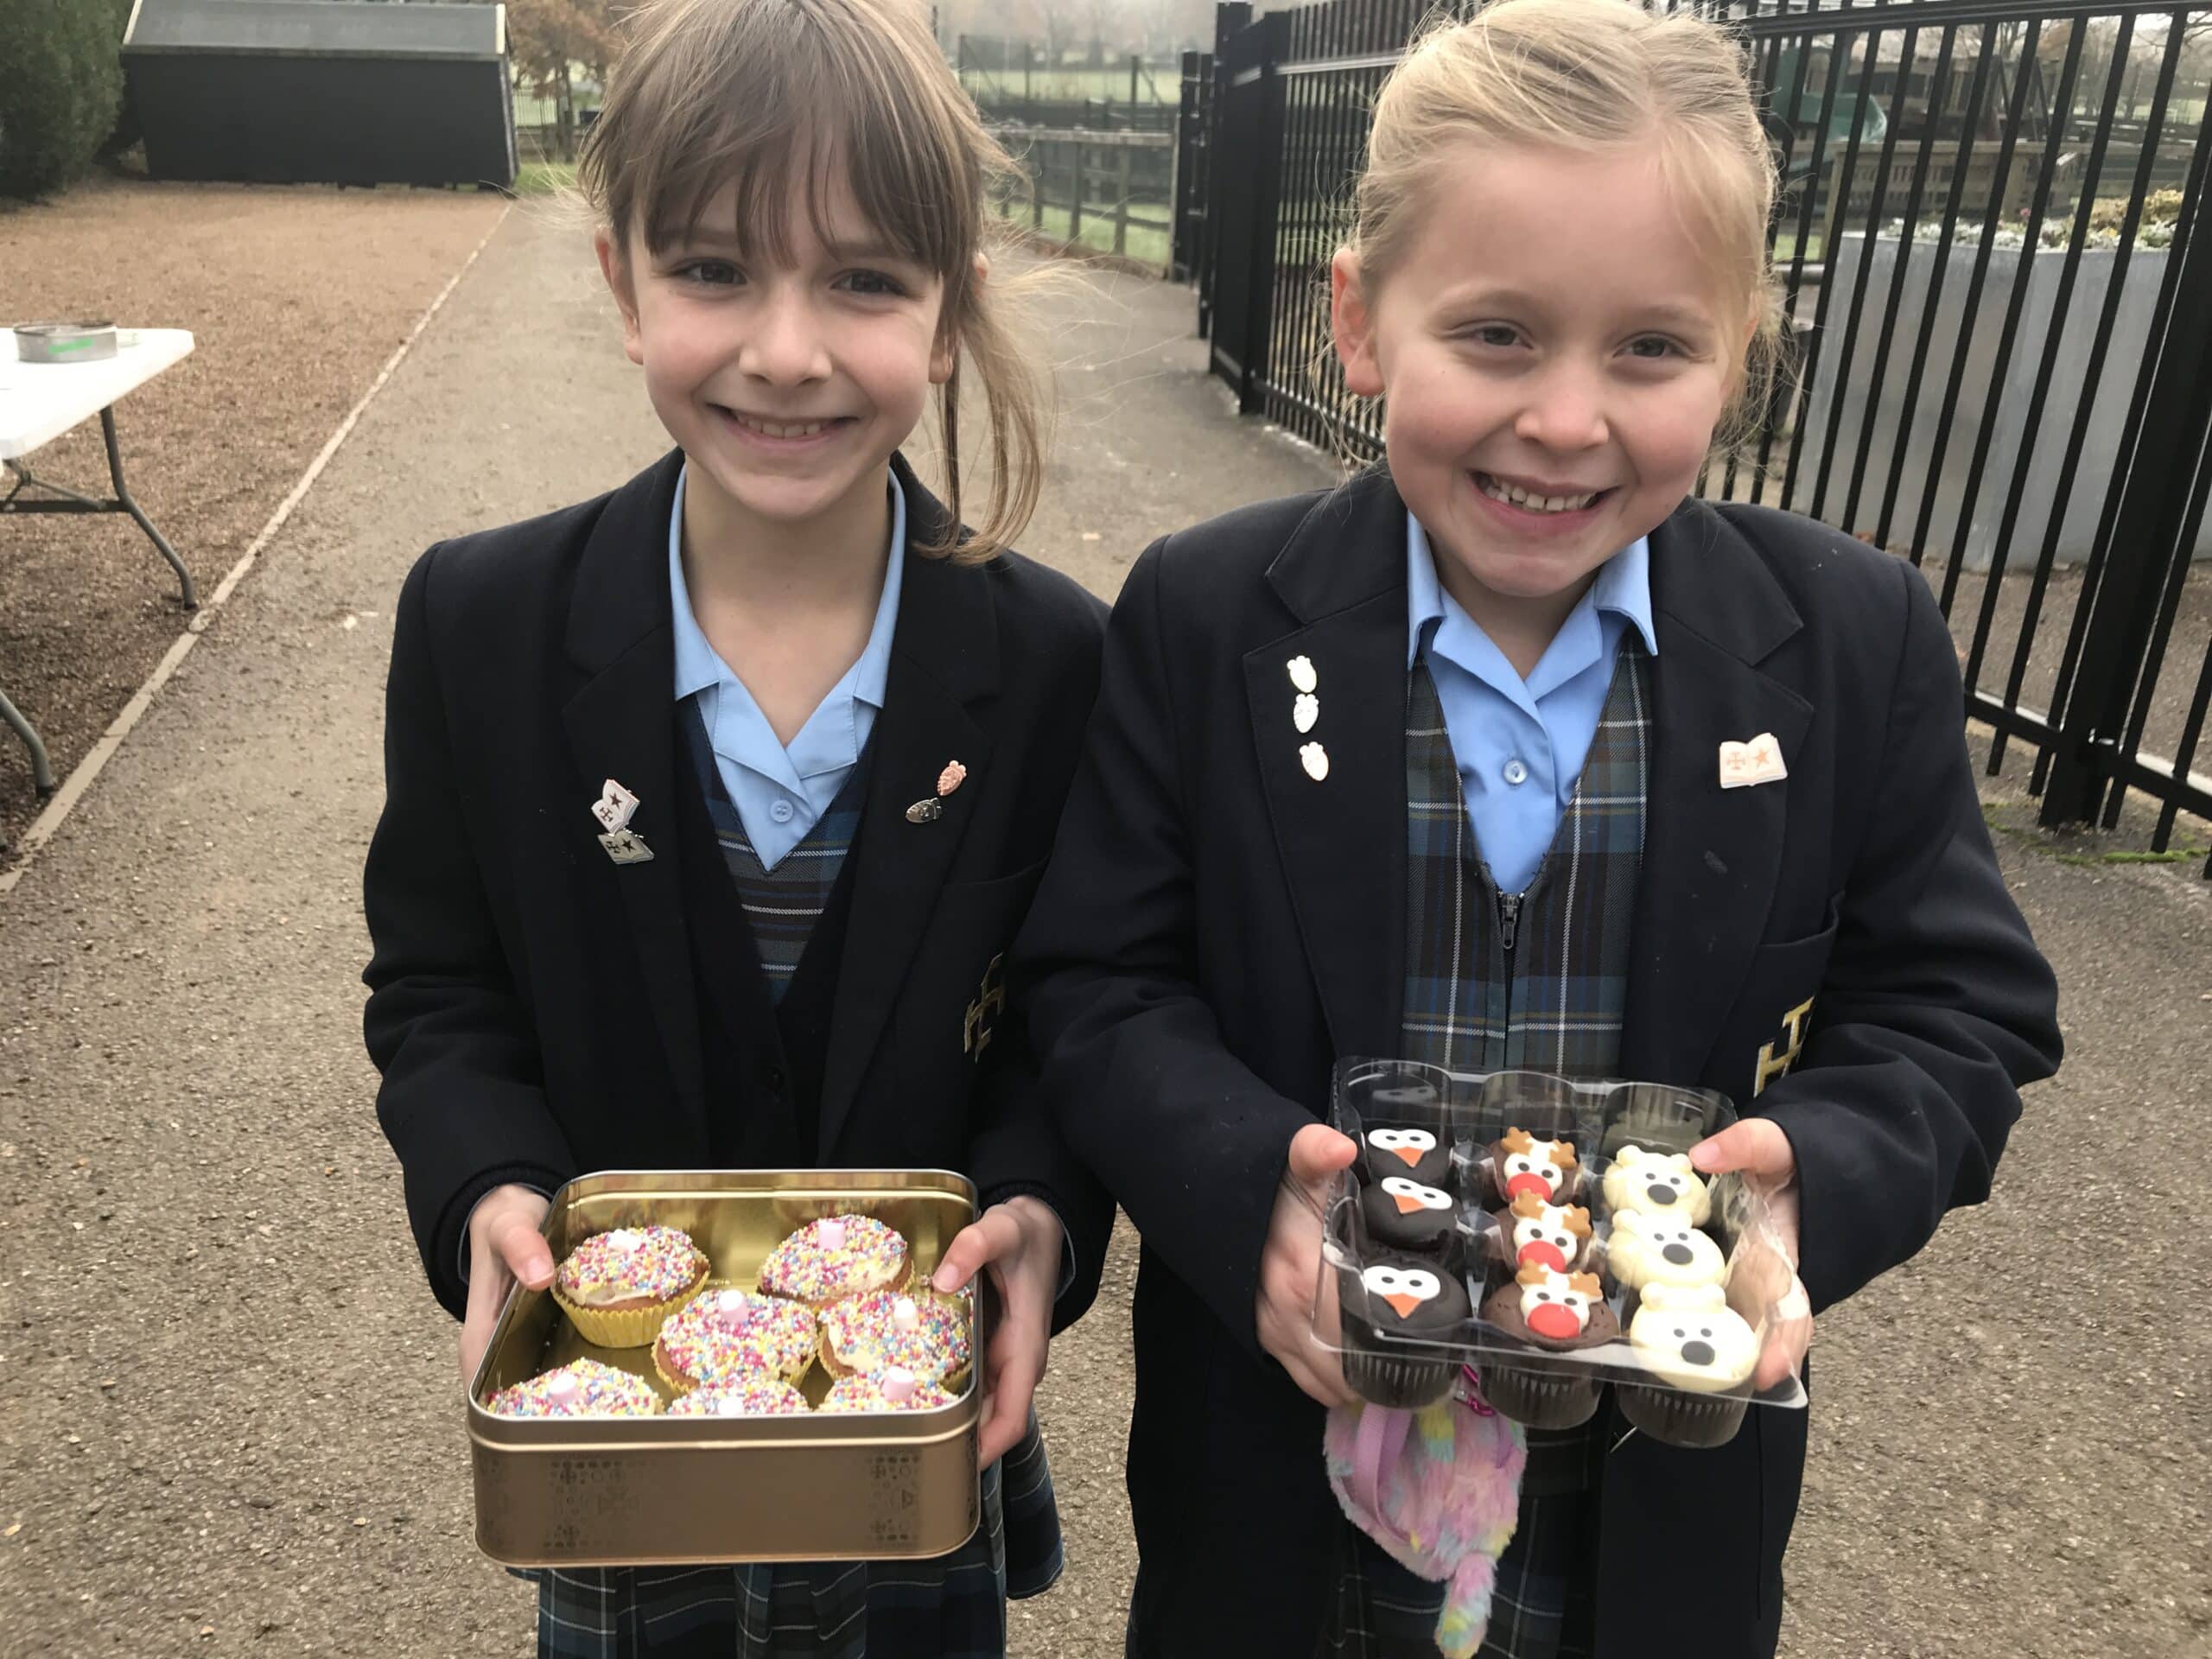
[{"left": 1793, "top": 234, "right": 2205, "bottom": 569}]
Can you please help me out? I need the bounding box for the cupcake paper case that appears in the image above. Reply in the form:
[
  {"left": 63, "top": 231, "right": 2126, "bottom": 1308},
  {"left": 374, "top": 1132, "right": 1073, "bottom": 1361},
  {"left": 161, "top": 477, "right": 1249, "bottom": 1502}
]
[
  {"left": 552, "top": 1224, "right": 709, "bottom": 1348},
  {"left": 654, "top": 1287, "right": 819, "bottom": 1392}
]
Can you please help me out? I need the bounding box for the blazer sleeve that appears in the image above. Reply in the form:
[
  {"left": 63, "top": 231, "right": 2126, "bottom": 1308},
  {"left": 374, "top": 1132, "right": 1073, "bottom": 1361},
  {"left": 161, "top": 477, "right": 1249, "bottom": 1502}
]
[
  {"left": 963, "top": 1001, "right": 1115, "bottom": 1334},
  {"left": 1757, "top": 559, "right": 2063, "bottom": 1313},
  {"left": 1015, "top": 541, "right": 1312, "bottom": 1359},
  {"left": 363, "top": 547, "right": 575, "bottom": 1320}
]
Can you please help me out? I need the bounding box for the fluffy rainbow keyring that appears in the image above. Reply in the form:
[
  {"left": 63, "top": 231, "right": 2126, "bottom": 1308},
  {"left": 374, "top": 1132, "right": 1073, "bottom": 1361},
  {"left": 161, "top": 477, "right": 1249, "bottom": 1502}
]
[{"left": 1324, "top": 1382, "right": 1529, "bottom": 1657}]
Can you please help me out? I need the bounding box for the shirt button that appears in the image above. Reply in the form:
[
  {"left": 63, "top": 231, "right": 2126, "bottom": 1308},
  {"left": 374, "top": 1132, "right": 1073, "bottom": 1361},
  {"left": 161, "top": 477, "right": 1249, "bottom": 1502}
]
[
  {"left": 769, "top": 798, "right": 796, "bottom": 824},
  {"left": 1503, "top": 759, "right": 1529, "bottom": 787}
]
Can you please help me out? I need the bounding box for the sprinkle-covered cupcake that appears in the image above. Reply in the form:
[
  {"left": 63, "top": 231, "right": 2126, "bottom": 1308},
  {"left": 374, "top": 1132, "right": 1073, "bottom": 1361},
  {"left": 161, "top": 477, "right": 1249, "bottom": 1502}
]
[
  {"left": 819, "top": 1287, "right": 972, "bottom": 1384},
  {"left": 666, "top": 1376, "right": 813, "bottom": 1418},
  {"left": 757, "top": 1215, "right": 911, "bottom": 1309},
  {"left": 817, "top": 1365, "right": 957, "bottom": 1414},
  {"left": 485, "top": 1357, "right": 663, "bottom": 1419},
  {"left": 552, "top": 1224, "right": 709, "bottom": 1348},
  {"left": 654, "top": 1287, "right": 819, "bottom": 1393}
]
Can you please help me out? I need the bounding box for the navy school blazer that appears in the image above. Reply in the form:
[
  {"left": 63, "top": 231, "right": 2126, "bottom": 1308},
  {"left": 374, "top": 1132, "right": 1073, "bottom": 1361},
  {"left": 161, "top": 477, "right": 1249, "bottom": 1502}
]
[
  {"left": 364, "top": 448, "right": 1113, "bottom": 1329},
  {"left": 1014, "top": 466, "right": 2063, "bottom": 1656}
]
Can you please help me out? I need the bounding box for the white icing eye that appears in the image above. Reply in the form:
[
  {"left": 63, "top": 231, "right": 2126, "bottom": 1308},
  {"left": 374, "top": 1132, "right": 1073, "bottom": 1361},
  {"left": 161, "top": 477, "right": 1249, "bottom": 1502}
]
[
  {"left": 1361, "top": 1266, "right": 1406, "bottom": 1295},
  {"left": 1370, "top": 1128, "right": 1436, "bottom": 1153},
  {"left": 1563, "top": 1291, "right": 1585, "bottom": 1313},
  {"left": 1392, "top": 1268, "right": 1442, "bottom": 1300},
  {"left": 1380, "top": 1176, "right": 1452, "bottom": 1210}
]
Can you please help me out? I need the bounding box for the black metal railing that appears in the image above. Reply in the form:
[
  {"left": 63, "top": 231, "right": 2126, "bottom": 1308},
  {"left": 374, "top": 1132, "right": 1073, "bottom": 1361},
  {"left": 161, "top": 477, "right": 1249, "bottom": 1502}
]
[{"left": 1192, "top": 0, "right": 2212, "bottom": 869}]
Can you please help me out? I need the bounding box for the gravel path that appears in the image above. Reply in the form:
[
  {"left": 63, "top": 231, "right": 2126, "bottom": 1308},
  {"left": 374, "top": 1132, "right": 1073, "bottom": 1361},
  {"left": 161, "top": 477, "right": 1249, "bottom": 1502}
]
[
  {"left": 0, "top": 201, "right": 2203, "bottom": 1659},
  {"left": 0, "top": 179, "right": 506, "bottom": 850}
]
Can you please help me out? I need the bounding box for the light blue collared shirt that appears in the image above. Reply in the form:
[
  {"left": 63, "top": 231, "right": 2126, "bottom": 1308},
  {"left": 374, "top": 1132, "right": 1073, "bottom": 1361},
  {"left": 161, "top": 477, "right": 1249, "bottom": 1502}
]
[
  {"left": 670, "top": 465, "right": 906, "bottom": 869},
  {"left": 1407, "top": 516, "right": 1658, "bottom": 896}
]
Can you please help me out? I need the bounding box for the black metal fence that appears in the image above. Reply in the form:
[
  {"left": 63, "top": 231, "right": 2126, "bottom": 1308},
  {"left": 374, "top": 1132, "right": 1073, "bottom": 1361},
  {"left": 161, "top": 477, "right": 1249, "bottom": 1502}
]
[{"left": 1195, "top": 0, "right": 2212, "bottom": 870}]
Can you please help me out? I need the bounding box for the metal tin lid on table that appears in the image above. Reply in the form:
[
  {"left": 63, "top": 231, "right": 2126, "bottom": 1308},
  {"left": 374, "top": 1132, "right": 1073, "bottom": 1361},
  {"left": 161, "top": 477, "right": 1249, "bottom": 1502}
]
[
  {"left": 12, "top": 323, "right": 121, "bottom": 364},
  {"left": 469, "top": 1167, "right": 982, "bottom": 1567}
]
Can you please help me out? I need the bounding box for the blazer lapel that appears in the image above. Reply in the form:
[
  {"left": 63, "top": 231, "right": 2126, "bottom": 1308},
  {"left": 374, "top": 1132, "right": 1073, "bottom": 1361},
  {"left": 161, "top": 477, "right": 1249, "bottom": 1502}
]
[
  {"left": 817, "top": 461, "right": 994, "bottom": 1159},
  {"left": 1618, "top": 500, "right": 1813, "bottom": 1090},
  {"left": 1244, "top": 468, "right": 1412, "bottom": 1060},
  {"left": 558, "top": 448, "right": 711, "bottom": 1141}
]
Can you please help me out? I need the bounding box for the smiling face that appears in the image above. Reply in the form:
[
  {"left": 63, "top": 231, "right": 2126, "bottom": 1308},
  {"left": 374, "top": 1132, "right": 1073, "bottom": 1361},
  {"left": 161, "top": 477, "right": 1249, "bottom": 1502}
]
[
  {"left": 598, "top": 160, "right": 952, "bottom": 543},
  {"left": 1332, "top": 141, "right": 1744, "bottom": 644}
]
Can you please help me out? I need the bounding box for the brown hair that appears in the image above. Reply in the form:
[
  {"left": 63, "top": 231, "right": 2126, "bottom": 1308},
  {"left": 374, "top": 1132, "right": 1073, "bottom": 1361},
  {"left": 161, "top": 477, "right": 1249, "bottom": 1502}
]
[
  {"left": 578, "top": 0, "right": 1045, "bottom": 562},
  {"left": 1344, "top": 0, "right": 1783, "bottom": 456}
]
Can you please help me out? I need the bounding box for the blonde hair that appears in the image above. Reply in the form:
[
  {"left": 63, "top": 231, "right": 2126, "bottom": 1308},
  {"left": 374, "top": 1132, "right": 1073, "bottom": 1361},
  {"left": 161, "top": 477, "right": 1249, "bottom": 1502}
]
[
  {"left": 578, "top": 0, "right": 1045, "bottom": 563},
  {"left": 1346, "top": 0, "right": 1782, "bottom": 454}
]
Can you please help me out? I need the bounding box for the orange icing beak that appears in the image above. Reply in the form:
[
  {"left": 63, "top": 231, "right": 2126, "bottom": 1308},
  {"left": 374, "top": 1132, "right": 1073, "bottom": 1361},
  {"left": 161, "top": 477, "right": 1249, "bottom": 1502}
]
[
  {"left": 1392, "top": 1191, "right": 1426, "bottom": 1214},
  {"left": 1382, "top": 1292, "right": 1421, "bottom": 1319},
  {"left": 1390, "top": 1146, "right": 1422, "bottom": 1167}
]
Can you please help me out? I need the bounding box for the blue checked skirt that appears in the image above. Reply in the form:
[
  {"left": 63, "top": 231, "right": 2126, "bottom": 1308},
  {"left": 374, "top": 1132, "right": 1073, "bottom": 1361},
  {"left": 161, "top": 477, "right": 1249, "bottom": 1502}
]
[{"left": 531, "top": 1421, "right": 1059, "bottom": 1658}]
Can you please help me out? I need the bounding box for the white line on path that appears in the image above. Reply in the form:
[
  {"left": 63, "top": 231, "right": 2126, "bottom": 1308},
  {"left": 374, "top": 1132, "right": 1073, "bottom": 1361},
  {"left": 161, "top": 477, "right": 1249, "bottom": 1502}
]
[{"left": 0, "top": 202, "right": 513, "bottom": 899}]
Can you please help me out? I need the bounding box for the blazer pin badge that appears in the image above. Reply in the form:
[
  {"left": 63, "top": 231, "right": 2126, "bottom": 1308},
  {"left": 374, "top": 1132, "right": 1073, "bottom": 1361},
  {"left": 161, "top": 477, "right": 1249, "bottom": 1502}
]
[
  {"left": 1718, "top": 734, "right": 1788, "bottom": 790},
  {"left": 591, "top": 778, "right": 655, "bottom": 864},
  {"left": 906, "top": 759, "right": 968, "bottom": 823}
]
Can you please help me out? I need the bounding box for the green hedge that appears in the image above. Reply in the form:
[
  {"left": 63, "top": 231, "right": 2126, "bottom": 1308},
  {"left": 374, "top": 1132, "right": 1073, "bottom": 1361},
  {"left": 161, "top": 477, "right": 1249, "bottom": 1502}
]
[{"left": 0, "top": 0, "right": 126, "bottom": 200}]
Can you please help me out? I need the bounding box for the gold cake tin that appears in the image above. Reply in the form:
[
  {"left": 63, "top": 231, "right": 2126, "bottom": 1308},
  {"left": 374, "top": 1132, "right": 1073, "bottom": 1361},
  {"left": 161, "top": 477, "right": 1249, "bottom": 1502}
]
[{"left": 468, "top": 1168, "right": 982, "bottom": 1567}]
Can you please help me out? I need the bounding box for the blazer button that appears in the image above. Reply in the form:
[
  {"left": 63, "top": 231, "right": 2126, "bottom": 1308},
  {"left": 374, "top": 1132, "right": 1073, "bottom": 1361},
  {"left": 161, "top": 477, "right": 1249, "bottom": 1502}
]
[{"left": 762, "top": 1065, "right": 786, "bottom": 1094}]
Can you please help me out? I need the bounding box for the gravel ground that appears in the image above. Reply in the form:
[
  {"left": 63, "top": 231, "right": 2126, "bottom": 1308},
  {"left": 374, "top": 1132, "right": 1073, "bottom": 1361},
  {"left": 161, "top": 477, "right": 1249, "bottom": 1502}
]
[
  {"left": 0, "top": 201, "right": 2204, "bottom": 1658},
  {"left": 0, "top": 178, "right": 507, "bottom": 850}
]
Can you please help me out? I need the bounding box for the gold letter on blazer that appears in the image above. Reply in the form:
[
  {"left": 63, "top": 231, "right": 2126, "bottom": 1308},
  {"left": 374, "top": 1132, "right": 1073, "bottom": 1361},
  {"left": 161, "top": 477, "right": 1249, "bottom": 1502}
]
[
  {"left": 963, "top": 954, "right": 1007, "bottom": 1059},
  {"left": 1754, "top": 997, "right": 1815, "bottom": 1096}
]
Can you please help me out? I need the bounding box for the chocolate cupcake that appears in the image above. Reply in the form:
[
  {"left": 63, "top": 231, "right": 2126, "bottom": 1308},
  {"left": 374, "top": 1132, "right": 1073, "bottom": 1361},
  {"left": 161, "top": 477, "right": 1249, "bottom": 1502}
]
[
  {"left": 1487, "top": 1128, "right": 1584, "bottom": 1206},
  {"left": 1358, "top": 1175, "right": 1458, "bottom": 1257},
  {"left": 1357, "top": 1125, "right": 1453, "bottom": 1191},
  {"left": 1492, "top": 1192, "right": 1595, "bottom": 1274},
  {"left": 1618, "top": 1281, "right": 1759, "bottom": 1447},
  {"left": 1338, "top": 1254, "right": 1469, "bottom": 1409},
  {"left": 1476, "top": 1262, "right": 1618, "bottom": 1428}
]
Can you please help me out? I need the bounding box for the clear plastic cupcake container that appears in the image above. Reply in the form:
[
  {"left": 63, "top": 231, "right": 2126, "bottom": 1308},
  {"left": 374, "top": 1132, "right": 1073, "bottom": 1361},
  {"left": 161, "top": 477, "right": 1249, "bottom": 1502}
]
[{"left": 1319, "top": 1059, "right": 1808, "bottom": 1449}]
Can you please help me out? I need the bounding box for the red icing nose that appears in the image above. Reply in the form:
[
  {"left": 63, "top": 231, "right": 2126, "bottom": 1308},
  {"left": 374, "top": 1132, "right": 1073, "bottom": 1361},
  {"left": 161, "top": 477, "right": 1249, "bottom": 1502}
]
[
  {"left": 1518, "top": 1240, "right": 1568, "bottom": 1272},
  {"left": 1504, "top": 1173, "right": 1554, "bottom": 1200},
  {"left": 1527, "top": 1303, "right": 1582, "bottom": 1341}
]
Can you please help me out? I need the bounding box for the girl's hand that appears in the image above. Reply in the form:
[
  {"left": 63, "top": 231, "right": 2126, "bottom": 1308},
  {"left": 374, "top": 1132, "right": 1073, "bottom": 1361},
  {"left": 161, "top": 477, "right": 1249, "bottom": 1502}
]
[
  {"left": 932, "top": 1196, "right": 1064, "bottom": 1466},
  {"left": 1255, "top": 1123, "right": 1361, "bottom": 1408},
  {"left": 1690, "top": 1119, "right": 1813, "bottom": 1391},
  {"left": 461, "top": 1184, "right": 554, "bottom": 1387}
]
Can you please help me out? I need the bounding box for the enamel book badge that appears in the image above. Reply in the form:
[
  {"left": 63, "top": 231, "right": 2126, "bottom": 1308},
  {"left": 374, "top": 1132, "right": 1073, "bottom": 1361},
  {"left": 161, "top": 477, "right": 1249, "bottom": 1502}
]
[
  {"left": 591, "top": 779, "right": 654, "bottom": 864},
  {"left": 906, "top": 759, "right": 968, "bottom": 824},
  {"left": 1718, "top": 734, "right": 1787, "bottom": 790}
]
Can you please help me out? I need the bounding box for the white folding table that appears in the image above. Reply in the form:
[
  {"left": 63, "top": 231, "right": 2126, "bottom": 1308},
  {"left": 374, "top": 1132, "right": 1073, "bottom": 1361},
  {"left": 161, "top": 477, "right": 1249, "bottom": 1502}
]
[{"left": 0, "top": 327, "right": 197, "bottom": 794}]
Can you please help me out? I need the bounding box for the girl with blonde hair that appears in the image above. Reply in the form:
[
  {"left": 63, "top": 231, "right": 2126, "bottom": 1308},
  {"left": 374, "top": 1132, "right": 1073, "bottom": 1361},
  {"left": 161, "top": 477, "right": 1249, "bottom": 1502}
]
[{"left": 1016, "top": 0, "right": 2059, "bottom": 1651}]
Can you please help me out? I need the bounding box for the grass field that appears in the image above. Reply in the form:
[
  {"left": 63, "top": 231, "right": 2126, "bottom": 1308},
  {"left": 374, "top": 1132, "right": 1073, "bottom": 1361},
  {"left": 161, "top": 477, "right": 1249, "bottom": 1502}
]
[
  {"left": 996, "top": 197, "right": 1172, "bottom": 270},
  {"left": 513, "top": 160, "right": 577, "bottom": 198}
]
